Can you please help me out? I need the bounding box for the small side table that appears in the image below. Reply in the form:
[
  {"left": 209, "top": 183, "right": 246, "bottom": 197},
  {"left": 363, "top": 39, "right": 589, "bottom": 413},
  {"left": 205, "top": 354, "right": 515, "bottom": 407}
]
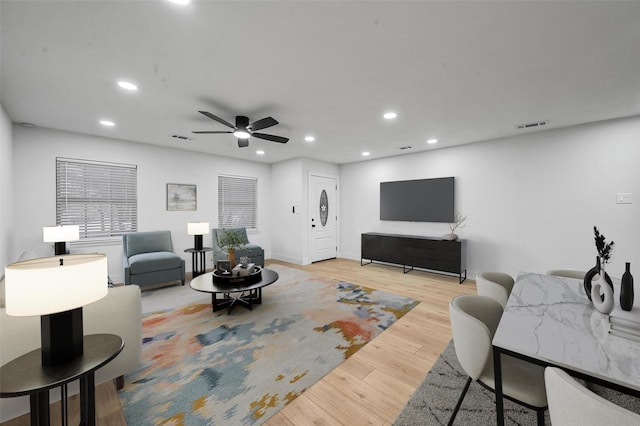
[
  {"left": 0, "top": 333, "right": 123, "bottom": 426},
  {"left": 184, "top": 247, "right": 213, "bottom": 278}
]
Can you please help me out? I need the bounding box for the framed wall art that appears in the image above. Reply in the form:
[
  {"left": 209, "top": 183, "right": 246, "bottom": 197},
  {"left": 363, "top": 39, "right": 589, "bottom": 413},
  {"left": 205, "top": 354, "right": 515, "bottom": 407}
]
[{"left": 166, "top": 183, "right": 197, "bottom": 211}]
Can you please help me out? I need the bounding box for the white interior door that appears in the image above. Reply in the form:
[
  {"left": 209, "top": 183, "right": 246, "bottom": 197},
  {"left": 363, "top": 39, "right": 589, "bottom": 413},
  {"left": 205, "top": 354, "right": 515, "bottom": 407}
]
[{"left": 309, "top": 174, "right": 337, "bottom": 262}]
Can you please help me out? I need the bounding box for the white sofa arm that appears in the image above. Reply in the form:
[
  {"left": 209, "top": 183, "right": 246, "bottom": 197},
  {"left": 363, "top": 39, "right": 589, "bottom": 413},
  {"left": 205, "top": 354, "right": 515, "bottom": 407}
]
[{"left": 84, "top": 285, "right": 142, "bottom": 384}]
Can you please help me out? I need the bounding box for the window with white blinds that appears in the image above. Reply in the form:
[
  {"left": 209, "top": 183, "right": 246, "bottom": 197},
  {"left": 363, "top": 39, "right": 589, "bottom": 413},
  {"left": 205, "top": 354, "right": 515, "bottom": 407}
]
[
  {"left": 56, "top": 157, "right": 137, "bottom": 239},
  {"left": 218, "top": 175, "right": 257, "bottom": 229}
]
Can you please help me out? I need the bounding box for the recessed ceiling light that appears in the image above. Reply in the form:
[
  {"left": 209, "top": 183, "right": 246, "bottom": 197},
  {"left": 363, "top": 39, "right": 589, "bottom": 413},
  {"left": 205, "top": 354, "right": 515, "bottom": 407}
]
[
  {"left": 168, "top": 0, "right": 191, "bottom": 4},
  {"left": 362, "top": 151, "right": 370, "bottom": 156},
  {"left": 100, "top": 120, "right": 115, "bottom": 127},
  {"left": 304, "top": 135, "right": 315, "bottom": 142},
  {"left": 383, "top": 112, "right": 397, "bottom": 120},
  {"left": 427, "top": 139, "right": 438, "bottom": 144},
  {"left": 256, "top": 150, "right": 265, "bottom": 155},
  {"left": 117, "top": 81, "right": 138, "bottom": 91}
]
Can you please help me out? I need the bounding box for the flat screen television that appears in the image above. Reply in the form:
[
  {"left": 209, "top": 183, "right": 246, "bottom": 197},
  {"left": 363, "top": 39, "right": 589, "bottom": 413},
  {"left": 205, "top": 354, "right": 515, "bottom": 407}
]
[{"left": 380, "top": 177, "right": 454, "bottom": 222}]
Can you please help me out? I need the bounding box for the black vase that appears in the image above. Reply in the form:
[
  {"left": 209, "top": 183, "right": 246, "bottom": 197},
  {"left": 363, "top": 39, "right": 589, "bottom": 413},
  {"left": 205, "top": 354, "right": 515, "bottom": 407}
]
[
  {"left": 584, "top": 256, "right": 613, "bottom": 301},
  {"left": 620, "top": 262, "right": 634, "bottom": 311}
]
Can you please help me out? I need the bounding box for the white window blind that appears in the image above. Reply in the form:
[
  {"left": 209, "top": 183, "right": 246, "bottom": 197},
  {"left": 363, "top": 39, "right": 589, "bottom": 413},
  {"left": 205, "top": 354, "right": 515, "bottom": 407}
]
[
  {"left": 56, "top": 157, "right": 137, "bottom": 238},
  {"left": 218, "top": 175, "right": 257, "bottom": 229}
]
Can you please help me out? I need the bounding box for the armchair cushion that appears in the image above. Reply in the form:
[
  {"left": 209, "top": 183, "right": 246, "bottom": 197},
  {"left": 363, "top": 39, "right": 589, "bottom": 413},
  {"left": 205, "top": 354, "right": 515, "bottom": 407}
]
[{"left": 128, "top": 251, "right": 183, "bottom": 275}]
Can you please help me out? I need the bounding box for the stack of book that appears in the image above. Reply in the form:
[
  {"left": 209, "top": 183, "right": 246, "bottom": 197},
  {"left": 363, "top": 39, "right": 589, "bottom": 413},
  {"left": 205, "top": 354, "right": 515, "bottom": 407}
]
[{"left": 609, "top": 311, "right": 640, "bottom": 342}]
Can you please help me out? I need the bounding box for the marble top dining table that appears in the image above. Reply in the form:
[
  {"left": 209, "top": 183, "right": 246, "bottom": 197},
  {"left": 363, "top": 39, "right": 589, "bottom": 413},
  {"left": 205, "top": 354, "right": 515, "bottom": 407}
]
[{"left": 492, "top": 272, "right": 640, "bottom": 425}]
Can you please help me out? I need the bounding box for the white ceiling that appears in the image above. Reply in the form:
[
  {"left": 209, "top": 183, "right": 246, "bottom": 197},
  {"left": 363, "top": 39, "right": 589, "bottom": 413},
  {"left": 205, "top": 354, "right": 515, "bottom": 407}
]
[{"left": 2, "top": 1, "right": 640, "bottom": 164}]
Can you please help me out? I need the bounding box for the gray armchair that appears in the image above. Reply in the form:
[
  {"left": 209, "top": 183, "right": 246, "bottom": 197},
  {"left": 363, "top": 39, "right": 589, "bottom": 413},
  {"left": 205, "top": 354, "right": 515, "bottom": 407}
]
[
  {"left": 122, "top": 230, "right": 185, "bottom": 287},
  {"left": 212, "top": 227, "right": 264, "bottom": 267}
]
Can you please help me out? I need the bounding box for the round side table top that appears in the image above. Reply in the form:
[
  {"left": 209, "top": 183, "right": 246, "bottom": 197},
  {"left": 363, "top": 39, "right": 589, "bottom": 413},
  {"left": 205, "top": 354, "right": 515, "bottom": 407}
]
[
  {"left": 0, "top": 333, "right": 124, "bottom": 397},
  {"left": 184, "top": 247, "right": 213, "bottom": 253}
]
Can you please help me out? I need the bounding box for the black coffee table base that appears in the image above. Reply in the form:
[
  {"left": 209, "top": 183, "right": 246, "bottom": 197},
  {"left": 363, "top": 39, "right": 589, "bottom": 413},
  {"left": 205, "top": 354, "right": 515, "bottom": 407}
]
[
  {"left": 212, "top": 288, "right": 263, "bottom": 314},
  {"left": 190, "top": 268, "right": 279, "bottom": 316}
]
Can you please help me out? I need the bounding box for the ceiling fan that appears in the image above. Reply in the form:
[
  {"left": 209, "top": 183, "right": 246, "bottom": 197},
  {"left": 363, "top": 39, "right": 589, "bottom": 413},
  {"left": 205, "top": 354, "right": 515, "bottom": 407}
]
[{"left": 193, "top": 111, "right": 289, "bottom": 148}]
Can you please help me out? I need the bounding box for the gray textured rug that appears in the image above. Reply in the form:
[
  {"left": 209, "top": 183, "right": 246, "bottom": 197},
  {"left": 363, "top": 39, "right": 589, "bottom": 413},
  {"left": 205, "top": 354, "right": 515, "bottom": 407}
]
[{"left": 394, "top": 340, "right": 640, "bottom": 425}]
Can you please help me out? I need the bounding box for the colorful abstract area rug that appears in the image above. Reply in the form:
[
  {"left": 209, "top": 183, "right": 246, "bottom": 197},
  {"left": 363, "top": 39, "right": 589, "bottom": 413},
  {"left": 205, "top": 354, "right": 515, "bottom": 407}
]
[{"left": 119, "top": 265, "right": 419, "bottom": 425}]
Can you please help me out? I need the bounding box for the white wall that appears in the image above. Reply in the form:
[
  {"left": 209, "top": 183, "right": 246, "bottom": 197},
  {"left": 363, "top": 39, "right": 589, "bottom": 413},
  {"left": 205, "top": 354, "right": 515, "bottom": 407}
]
[
  {"left": 10, "top": 116, "right": 640, "bottom": 281},
  {"left": 12, "top": 126, "right": 272, "bottom": 283},
  {"left": 0, "top": 104, "right": 13, "bottom": 273},
  {"left": 339, "top": 116, "right": 640, "bottom": 279},
  {"left": 271, "top": 158, "right": 339, "bottom": 264},
  {"left": 271, "top": 159, "right": 305, "bottom": 263}
]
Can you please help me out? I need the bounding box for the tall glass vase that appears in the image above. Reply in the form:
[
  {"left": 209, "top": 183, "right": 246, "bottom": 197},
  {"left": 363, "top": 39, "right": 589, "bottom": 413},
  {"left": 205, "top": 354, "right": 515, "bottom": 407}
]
[{"left": 620, "top": 262, "right": 634, "bottom": 311}]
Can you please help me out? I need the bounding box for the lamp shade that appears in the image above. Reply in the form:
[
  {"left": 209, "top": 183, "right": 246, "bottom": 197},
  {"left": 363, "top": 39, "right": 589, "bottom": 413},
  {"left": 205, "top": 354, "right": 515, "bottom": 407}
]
[
  {"left": 4, "top": 254, "right": 108, "bottom": 317},
  {"left": 43, "top": 225, "right": 80, "bottom": 242},
  {"left": 187, "top": 222, "right": 210, "bottom": 236}
]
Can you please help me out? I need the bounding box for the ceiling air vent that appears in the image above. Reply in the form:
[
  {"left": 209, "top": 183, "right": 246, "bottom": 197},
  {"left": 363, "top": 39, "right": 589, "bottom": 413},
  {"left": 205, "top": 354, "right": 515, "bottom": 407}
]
[
  {"left": 397, "top": 146, "right": 413, "bottom": 150},
  {"left": 516, "top": 120, "right": 548, "bottom": 129},
  {"left": 172, "top": 134, "right": 191, "bottom": 141}
]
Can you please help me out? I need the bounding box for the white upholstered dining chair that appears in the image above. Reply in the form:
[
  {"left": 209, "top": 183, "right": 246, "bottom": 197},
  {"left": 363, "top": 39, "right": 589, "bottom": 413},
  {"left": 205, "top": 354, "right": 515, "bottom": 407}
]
[
  {"left": 545, "top": 269, "right": 587, "bottom": 280},
  {"left": 475, "top": 272, "right": 514, "bottom": 308},
  {"left": 545, "top": 367, "right": 640, "bottom": 425},
  {"left": 448, "top": 294, "right": 547, "bottom": 426}
]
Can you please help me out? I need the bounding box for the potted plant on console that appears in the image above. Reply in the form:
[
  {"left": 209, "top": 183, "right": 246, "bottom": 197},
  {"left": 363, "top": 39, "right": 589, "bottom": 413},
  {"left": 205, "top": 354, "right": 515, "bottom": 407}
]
[
  {"left": 217, "top": 229, "right": 246, "bottom": 269},
  {"left": 443, "top": 213, "right": 467, "bottom": 241}
]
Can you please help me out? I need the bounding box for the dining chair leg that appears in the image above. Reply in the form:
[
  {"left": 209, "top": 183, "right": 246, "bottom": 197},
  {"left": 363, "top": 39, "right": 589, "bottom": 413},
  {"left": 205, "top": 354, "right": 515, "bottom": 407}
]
[
  {"left": 448, "top": 377, "right": 472, "bottom": 426},
  {"left": 536, "top": 408, "right": 545, "bottom": 426}
]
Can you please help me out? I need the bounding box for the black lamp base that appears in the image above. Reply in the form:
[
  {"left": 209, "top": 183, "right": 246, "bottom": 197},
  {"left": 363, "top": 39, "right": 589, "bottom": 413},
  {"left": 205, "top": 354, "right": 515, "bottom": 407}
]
[
  {"left": 54, "top": 241, "right": 68, "bottom": 256},
  {"left": 194, "top": 235, "right": 203, "bottom": 250},
  {"left": 41, "top": 308, "right": 84, "bottom": 366}
]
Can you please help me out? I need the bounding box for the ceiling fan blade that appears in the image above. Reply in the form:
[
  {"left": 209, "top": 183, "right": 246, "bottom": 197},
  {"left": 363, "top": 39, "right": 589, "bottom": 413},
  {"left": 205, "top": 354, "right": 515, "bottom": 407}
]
[
  {"left": 237, "top": 138, "right": 249, "bottom": 148},
  {"left": 198, "top": 111, "right": 235, "bottom": 129},
  {"left": 192, "top": 131, "right": 233, "bottom": 134},
  {"left": 248, "top": 117, "right": 278, "bottom": 132},
  {"left": 252, "top": 133, "right": 289, "bottom": 144}
]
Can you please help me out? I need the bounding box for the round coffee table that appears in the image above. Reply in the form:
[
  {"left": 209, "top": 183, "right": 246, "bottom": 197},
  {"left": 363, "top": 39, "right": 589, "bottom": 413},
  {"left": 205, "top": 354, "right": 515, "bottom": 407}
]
[{"left": 190, "top": 268, "right": 279, "bottom": 314}]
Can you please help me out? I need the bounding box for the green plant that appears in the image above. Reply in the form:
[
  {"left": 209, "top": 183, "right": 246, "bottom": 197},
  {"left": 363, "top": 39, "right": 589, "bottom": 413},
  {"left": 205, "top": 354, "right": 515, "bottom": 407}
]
[
  {"left": 217, "top": 229, "right": 246, "bottom": 250},
  {"left": 593, "top": 226, "right": 614, "bottom": 264}
]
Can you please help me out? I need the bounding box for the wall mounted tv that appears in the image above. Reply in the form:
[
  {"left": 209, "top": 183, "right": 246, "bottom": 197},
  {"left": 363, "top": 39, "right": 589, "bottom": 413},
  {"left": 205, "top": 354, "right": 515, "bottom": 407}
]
[{"left": 380, "top": 177, "right": 454, "bottom": 222}]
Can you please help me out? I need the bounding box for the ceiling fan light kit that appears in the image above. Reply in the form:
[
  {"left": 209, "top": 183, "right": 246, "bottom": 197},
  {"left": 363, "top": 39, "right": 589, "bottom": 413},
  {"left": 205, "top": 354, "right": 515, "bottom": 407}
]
[
  {"left": 233, "top": 130, "right": 251, "bottom": 139},
  {"left": 193, "top": 111, "right": 289, "bottom": 148}
]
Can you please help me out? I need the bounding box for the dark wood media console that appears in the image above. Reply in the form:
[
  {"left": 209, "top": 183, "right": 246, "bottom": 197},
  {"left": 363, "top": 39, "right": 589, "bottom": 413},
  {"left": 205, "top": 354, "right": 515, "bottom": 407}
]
[{"left": 361, "top": 232, "right": 467, "bottom": 283}]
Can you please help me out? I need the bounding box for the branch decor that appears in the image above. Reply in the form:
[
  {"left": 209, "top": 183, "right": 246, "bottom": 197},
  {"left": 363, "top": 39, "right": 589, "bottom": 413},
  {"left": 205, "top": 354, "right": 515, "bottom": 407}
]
[
  {"left": 449, "top": 213, "right": 467, "bottom": 234},
  {"left": 593, "top": 226, "right": 614, "bottom": 264},
  {"left": 443, "top": 212, "right": 467, "bottom": 241}
]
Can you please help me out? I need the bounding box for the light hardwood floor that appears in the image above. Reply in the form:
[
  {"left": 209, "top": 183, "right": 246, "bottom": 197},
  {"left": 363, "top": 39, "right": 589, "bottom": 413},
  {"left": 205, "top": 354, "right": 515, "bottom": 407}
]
[{"left": 2, "top": 258, "right": 476, "bottom": 426}]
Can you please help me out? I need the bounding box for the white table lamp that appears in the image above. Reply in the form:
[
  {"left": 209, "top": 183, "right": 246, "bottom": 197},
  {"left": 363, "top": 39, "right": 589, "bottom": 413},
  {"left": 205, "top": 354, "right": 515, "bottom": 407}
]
[
  {"left": 4, "top": 254, "right": 108, "bottom": 366},
  {"left": 187, "top": 222, "right": 209, "bottom": 250},
  {"left": 43, "top": 225, "right": 80, "bottom": 255}
]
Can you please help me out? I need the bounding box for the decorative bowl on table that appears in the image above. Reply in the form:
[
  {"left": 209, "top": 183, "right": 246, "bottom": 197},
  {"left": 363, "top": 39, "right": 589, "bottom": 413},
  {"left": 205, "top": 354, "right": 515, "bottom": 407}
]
[{"left": 212, "top": 266, "right": 262, "bottom": 285}]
